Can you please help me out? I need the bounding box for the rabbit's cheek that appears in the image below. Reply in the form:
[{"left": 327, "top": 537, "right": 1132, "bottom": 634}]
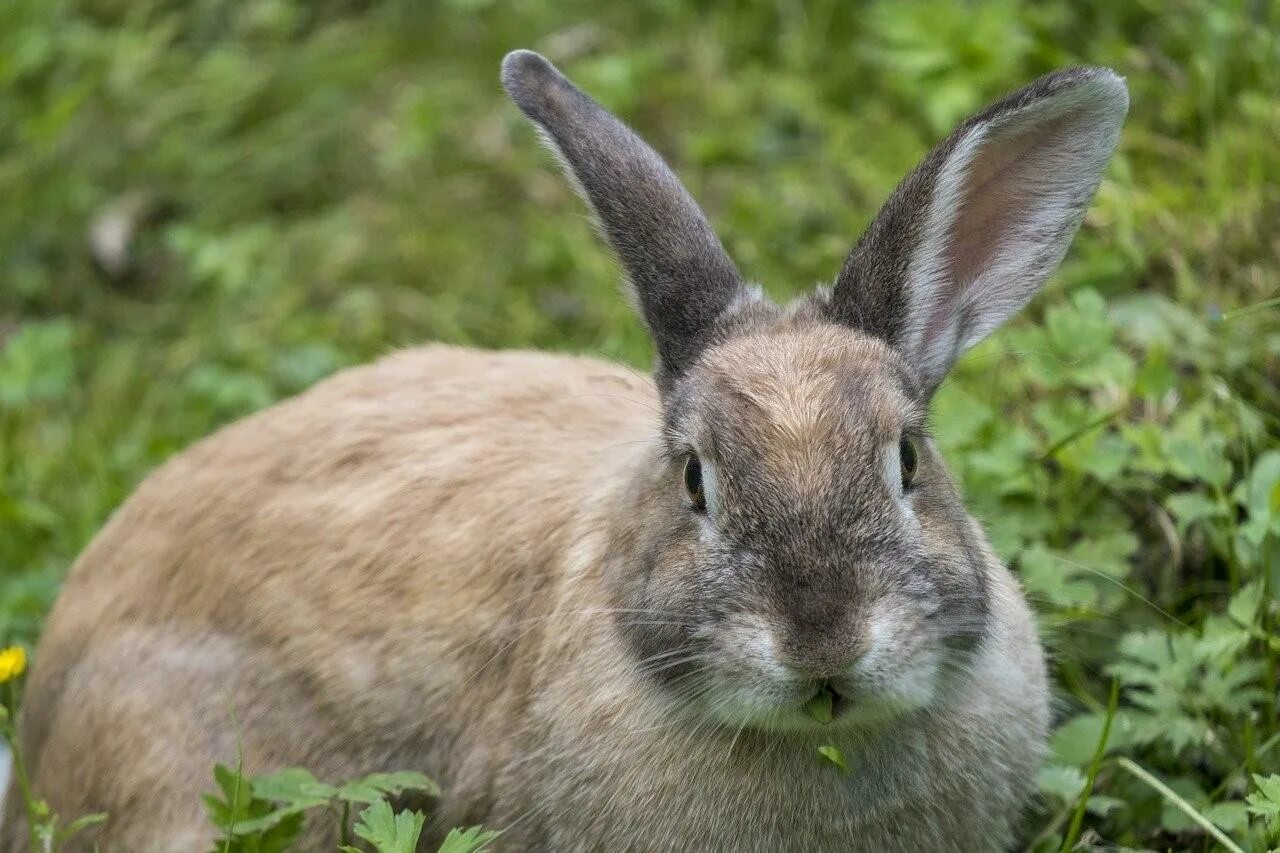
[
  {"left": 839, "top": 601, "right": 944, "bottom": 712},
  {"left": 865, "top": 650, "right": 941, "bottom": 713},
  {"left": 705, "top": 613, "right": 792, "bottom": 684},
  {"left": 693, "top": 615, "right": 812, "bottom": 724}
]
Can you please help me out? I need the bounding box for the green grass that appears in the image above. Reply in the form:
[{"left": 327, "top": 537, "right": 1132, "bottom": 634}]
[{"left": 1, "top": 0, "right": 1279, "bottom": 849}]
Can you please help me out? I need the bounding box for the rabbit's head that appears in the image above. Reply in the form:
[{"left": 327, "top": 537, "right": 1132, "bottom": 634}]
[{"left": 503, "top": 51, "right": 1126, "bottom": 731}]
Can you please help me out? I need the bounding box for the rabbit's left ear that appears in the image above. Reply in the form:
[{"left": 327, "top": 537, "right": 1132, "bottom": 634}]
[
  {"left": 825, "top": 68, "right": 1128, "bottom": 393},
  {"left": 502, "top": 50, "right": 748, "bottom": 390}
]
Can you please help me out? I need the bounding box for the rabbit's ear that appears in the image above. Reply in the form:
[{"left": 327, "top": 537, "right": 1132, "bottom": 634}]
[
  {"left": 502, "top": 50, "right": 748, "bottom": 385},
  {"left": 826, "top": 68, "right": 1128, "bottom": 393}
]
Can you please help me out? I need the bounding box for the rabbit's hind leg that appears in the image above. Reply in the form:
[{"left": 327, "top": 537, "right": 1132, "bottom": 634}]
[{"left": 10, "top": 626, "right": 350, "bottom": 851}]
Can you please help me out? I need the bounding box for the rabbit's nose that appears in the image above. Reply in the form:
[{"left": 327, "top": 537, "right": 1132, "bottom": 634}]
[{"left": 776, "top": 627, "right": 872, "bottom": 680}]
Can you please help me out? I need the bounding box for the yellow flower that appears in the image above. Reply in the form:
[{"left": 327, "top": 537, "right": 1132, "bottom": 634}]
[{"left": 0, "top": 647, "right": 26, "bottom": 683}]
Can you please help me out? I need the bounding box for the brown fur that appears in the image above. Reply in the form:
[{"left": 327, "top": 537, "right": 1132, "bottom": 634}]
[
  {"left": 11, "top": 333, "right": 1045, "bottom": 851},
  {"left": 9, "top": 51, "right": 1130, "bottom": 851}
]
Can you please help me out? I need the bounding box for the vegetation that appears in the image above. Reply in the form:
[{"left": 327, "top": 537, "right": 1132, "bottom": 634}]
[
  {"left": 204, "top": 763, "right": 498, "bottom": 853},
  {"left": 1, "top": 0, "right": 1277, "bottom": 849}
]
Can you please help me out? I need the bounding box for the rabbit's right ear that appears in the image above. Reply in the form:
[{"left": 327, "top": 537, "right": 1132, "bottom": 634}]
[
  {"left": 825, "top": 68, "right": 1128, "bottom": 394},
  {"left": 502, "top": 50, "right": 749, "bottom": 389}
]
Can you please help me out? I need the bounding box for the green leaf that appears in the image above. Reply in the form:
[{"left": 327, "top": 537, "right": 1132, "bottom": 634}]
[
  {"left": 1227, "top": 580, "right": 1264, "bottom": 628},
  {"left": 1166, "top": 492, "right": 1228, "bottom": 529},
  {"left": 1109, "top": 618, "right": 1270, "bottom": 757},
  {"left": 1036, "top": 763, "right": 1085, "bottom": 804},
  {"left": 204, "top": 764, "right": 256, "bottom": 830},
  {"left": 1134, "top": 346, "right": 1177, "bottom": 398},
  {"left": 1058, "top": 431, "right": 1133, "bottom": 484},
  {"left": 214, "top": 805, "right": 312, "bottom": 839},
  {"left": 929, "top": 386, "right": 994, "bottom": 449},
  {"left": 1019, "top": 544, "right": 1103, "bottom": 611},
  {"left": 250, "top": 767, "right": 336, "bottom": 807},
  {"left": 0, "top": 319, "right": 76, "bottom": 407},
  {"left": 1245, "top": 451, "right": 1280, "bottom": 514},
  {"left": 1159, "top": 776, "right": 1209, "bottom": 833},
  {"left": 352, "top": 800, "right": 426, "bottom": 853},
  {"left": 336, "top": 770, "right": 440, "bottom": 804},
  {"left": 816, "top": 744, "right": 849, "bottom": 773},
  {"left": 1066, "top": 530, "right": 1137, "bottom": 579},
  {"left": 1045, "top": 288, "right": 1113, "bottom": 364},
  {"left": 1121, "top": 422, "right": 1176, "bottom": 476},
  {"left": 204, "top": 764, "right": 309, "bottom": 852},
  {"left": 1085, "top": 795, "right": 1125, "bottom": 817},
  {"left": 240, "top": 812, "right": 307, "bottom": 853},
  {"left": 1051, "top": 716, "right": 1108, "bottom": 767},
  {"left": 1049, "top": 706, "right": 1141, "bottom": 758},
  {"left": 437, "top": 825, "right": 504, "bottom": 853},
  {"left": 803, "top": 688, "right": 834, "bottom": 725},
  {"left": 1166, "top": 437, "right": 1233, "bottom": 489},
  {"left": 1246, "top": 774, "right": 1280, "bottom": 832},
  {"left": 1204, "top": 800, "right": 1250, "bottom": 832}
]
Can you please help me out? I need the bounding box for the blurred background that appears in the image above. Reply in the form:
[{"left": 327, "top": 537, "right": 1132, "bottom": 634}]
[{"left": 1, "top": 0, "right": 1278, "bottom": 848}]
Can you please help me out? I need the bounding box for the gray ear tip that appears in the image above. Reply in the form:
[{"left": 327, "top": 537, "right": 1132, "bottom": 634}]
[
  {"left": 501, "top": 50, "right": 563, "bottom": 113},
  {"left": 1082, "top": 66, "right": 1130, "bottom": 113},
  {"left": 1057, "top": 66, "right": 1131, "bottom": 120},
  {"left": 999, "top": 65, "right": 1129, "bottom": 134}
]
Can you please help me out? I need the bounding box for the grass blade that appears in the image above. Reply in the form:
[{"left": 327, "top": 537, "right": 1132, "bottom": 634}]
[
  {"left": 1060, "top": 678, "right": 1119, "bottom": 852},
  {"left": 1115, "top": 757, "right": 1245, "bottom": 853}
]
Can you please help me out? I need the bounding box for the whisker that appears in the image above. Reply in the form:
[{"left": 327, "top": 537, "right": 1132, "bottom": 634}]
[
  {"left": 564, "top": 392, "right": 663, "bottom": 416},
  {"left": 1040, "top": 555, "right": 1189, "bottom": 628}
]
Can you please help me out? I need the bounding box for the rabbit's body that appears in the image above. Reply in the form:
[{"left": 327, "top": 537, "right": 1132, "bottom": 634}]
[
  {"left": 14, "top": 50, "right": 1127, "bottom": 851},
  {"left": 15, "top": 345, "right": 651, "bottom": 847},
  {"left": 18, "top": 342, "right": 1044, "bottom": 851}
]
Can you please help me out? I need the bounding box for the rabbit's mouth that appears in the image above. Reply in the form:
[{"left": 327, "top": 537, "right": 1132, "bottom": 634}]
[
  {"left": 801, "top": 681, "right": 855, "bottom": 723},
  {"left": 786, "top": 679, "right": 920, "bottom": 732},
  {"left": 693, "top": 607, "right": 945, "bottom": 733},
  {"left": 694, "top": 665, "right": 932, "bottom": 734}
]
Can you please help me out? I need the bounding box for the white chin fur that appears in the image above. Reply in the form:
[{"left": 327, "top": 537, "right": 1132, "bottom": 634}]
[{"left": 696, "top": 611, "right": 943, "bottom": 732}]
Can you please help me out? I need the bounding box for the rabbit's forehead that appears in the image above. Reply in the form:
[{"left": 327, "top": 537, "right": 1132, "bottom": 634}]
[{"left": 692, "top": 326, "right": 919, "bottom": 458}]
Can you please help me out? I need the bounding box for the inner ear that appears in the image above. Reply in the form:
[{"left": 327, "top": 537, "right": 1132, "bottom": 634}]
[
  {"left": 946, "top": 124, "right": 1060, "bottom": 302},
  {"left": 824, "top": 67, "right": 1128, "bottom": 394},
  {"left": 928, "top": 105, "right": 1110, "bottom": 354}
]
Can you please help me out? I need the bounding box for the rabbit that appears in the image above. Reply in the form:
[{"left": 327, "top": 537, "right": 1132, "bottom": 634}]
[{"left": 7, "top": 50, "right": 1127, "bottom": 852}]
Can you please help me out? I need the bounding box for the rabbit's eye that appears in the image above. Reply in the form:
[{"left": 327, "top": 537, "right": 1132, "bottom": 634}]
[
  {"left": 684, "top": 455, "right": 706, "bottom": 512},
  {"left": 899, "top": 437, "right": 918, "bottom": 489}
]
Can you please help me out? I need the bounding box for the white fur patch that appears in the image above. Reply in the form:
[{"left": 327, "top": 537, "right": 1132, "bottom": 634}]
[{"left": 902, "top": 124, "right": 988, "bottom": 383}]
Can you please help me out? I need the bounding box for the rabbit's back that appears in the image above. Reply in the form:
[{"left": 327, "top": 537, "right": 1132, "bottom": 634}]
[{"left": 14, "top": 344, "right": 657, "bottom": 848}]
